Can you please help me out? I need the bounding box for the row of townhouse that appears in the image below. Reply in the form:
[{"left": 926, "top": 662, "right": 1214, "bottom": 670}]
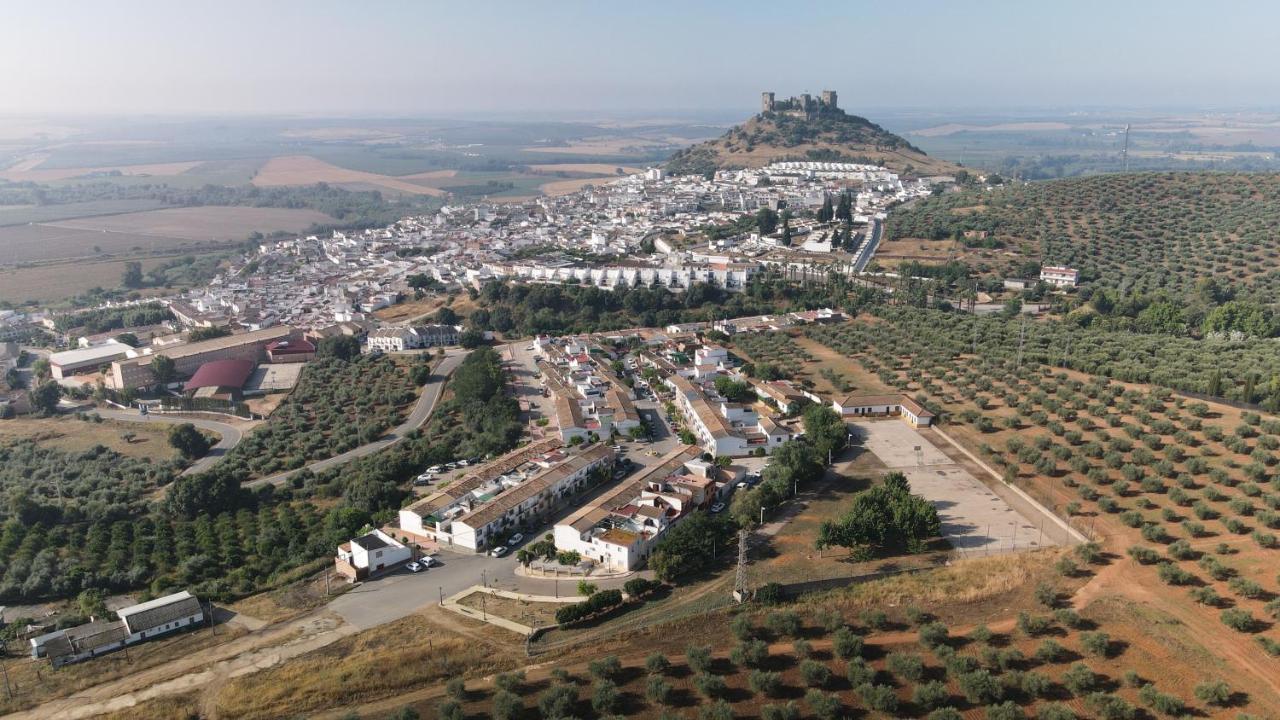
[
  {"left": 487, "top": 260, "right": 760, "bottom": 292},
  {"left": 537, "top": 339, "right": 641, "bottom": 442},
  {"left": 554, "top": 445, "right": 739, "bottom": 572},
  {"left": 365, "top": 324, "right": 461, "bottom": 352},
  {"left": 398, "top": 440, "right": 614, "bottom": 552},
  {"left": 666, "top": 373, "right": 792, "bottom": 457}
]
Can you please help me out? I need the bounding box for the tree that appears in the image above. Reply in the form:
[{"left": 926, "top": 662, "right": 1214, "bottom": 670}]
[
  {"left": 30, "top": 381, "right": 62, "bottom": 415},
  {"left": 317, "top": 335, "right": 361, "bottom": 361},
  {"left": 121, "top": 261, "right": 144, "bottom": 288},
  {"left": 150, "top": 355, "right": 176, "bottom": 385},
  {"left": 168, "top": 423, "right": 212, "bottom": 460},
  {"left": 817, "top": 472, "right": 940, "bottom": 554},
  {"left": 835, "top": 191, "right": 853, "bottom": 222},
  {"left": 756, "top": 207, "right": 779, "bottom": 235},
  {"left": 802, "top": 403, "right": 847, "bottom": 462}
]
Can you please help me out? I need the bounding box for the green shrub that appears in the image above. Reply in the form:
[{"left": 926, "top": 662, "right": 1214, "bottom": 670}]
[
  {"left": 986, "top": 701, "right": 1024, "bottom": 720},
  {"left": 760, "top": 702, "right": 800, "bottom": 720},
  {"left": 693, "top": 672, "right": 726, "bottom": 699},
  {"left": 1193, "top": 679, "right": 1232, "bottom": 706},
  {"left": 886, "top": 651, "right": 925, "bottom": 682},
  {"left": 749, "top": 669, "right": 784, "bottom": 697},
  {"left": 645, "top": 652, "right": 671, "bottom": 675},
  {"left": 804, "top": 689, "right": 841, "bottom": 720},
  {"left": 1036, "top": 703, "right": 1077, "bottom": 720},
  {"left": 799, "top": 659, "right": 831, "bottom": 688},
  {"left": 957, "top": 669, "right": 1003, "bottom": 704},
  {"left": 686, "top": 644, "right": 713, "bottom": 674},
  {"left": 645, "top": 675, "right": 673, "bottom": 706},
  {"left": 1061, "top": 662, "right": 1098, "bottom": 696},
  {"left": 490, "top": 690, "right": 521, "bottom": 720},
  {"left": 845, "top": 657, "right": 874, "bottom": 686},
  {"left": 859, "top": 683, "right": 899, "bottom": 713},
  {"left": 912, "top": 679, "right": 950, "bottom": 710},
  {"left": 832, "top": 626, "right": 864, "bottom": 659},
  {"left": 587, "top": 656, "right": 621, "bottom": 681},
  {"left": 537, "top": 683, "right": 577, "bottom": 719},
  {"left": 731, "top": 639, "right": 769, "bottom": 668},
  {"left": 590, "top": 680, "right": 620, "bottom": 714}
]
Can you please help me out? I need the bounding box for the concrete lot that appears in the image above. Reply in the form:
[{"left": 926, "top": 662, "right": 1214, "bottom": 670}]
[
  {"left": 245, "top": 362, "right": 304, "bottom": 392},
  {"left": 854, "top": 420, "right": 1056, "bottom": 554}
]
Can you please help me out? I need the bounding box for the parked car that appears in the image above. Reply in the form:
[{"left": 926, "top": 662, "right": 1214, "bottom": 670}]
[
  {"left": 710, "top": 502, "right": 726, "bottom": 513},
  {"left": 458, "top": 459, "right": 470, "bottom": 467},
  {"left": 489, "top": 546, "right": 509, "bottom": 558},
  {"left": 413, "top": 477, "right": 431, "bottom": 487},
  {"left": 419, "top": 555, "right": 435, "bottom": 568},
  {"left": 735, "top": 481, "right": 749, "bottom": 490},
  {"left": 508, "top": 533, "right": 524, "bottom": 545},
  {"left": 406, "top": 561, "right": 424, "bottom": 573}
]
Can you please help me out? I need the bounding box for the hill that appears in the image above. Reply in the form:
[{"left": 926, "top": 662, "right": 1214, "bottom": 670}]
[{"left": 667, "top": 107, "right": 957, "bottom": 177}]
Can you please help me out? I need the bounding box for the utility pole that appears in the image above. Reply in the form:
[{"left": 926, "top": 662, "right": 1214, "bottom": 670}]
[
  {"left": 1017, "top": 315, "right": 1026, "bottom": 369},
  {"left": 734, "top": 529, "right": 749, "bottom": 602}
]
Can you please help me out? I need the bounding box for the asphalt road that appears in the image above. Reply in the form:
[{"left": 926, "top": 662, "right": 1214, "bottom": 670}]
[
  {"left": 247, "top": 350, "right": 466, "bottom": 488},
  {"left": 95, "top": 408, "right": 245, "bottom": 476}
]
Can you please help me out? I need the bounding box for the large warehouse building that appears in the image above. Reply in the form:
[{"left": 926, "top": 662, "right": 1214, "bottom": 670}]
[{"left": 110, "top": 326, "right": 299, "bottom": 389}]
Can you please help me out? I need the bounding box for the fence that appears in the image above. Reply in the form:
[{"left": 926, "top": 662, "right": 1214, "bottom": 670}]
[{"left": 159, "top": 396, "right": 251, "bottom": 418}]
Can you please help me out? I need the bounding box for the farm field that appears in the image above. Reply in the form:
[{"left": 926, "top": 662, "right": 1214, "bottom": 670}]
[
  {"left": 0, "top": 206, "right": 331, "bottom": 266},
  {"left": 801, "top": 316, "right": 1280, "bottom": 704},
  {"left": 251, "top": 155, "right": 448, "bottom": 196},
  {"left": 0, "top": 198, "right": 171, "bottom": 227},
  {"left": 886, "top": 172, "right": 1280, "bottom": 300},
  {"left": 0, "top": 255, "right": 172, "bottom": 304}
]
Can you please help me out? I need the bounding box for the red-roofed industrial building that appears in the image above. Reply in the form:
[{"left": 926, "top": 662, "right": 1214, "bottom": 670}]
[
  {"left": 266, "top": 338, "right": 316, "bottom": 363},
  {"left": 183, "top": 359, "right": 256, "bottom": 400}
]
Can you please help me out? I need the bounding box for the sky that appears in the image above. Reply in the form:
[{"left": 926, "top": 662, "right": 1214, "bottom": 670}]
[{"left": 4, "top": 0, "right": 1280, "bottom": 118}]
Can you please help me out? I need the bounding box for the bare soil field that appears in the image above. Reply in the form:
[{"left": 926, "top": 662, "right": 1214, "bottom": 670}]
[
  {"left": 0, "top": 224, "right": 213, "bottom": 265},
  {"left": 251, "top": 155, "right": 446, "bottom": 196},
  {"left": 43, "top": 206, "right": 334, "bottom": 242},
  {"left": 457, "top": 591, "right": 563, "bottom": 628}
]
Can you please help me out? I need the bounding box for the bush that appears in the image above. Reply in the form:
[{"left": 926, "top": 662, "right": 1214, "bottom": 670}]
[
  {"left": 845, "top": 657, "right": 874, "bottom": 687},
  {"left": 859, "top": 683, "right": 899, "bottom": 713},
  {"left": 632, "top": 651, "right": 666, "bottom": 677},
  {"left": 919, "top": 621, "right": 951, "bottom": 648},
  {"left": 445, "top": 677, "right": 467, "bottom": 701},
  {"left": 493, "top": 671, "right": 524, "bottom": 693},
  {"left": 1193, "top": 679, "right": 1232, "bottom": 706},
  {"left": 1138, "top": 684, "right": 1185, "bottom": 717},
  {"left": 693, "top": 672, "right": 726, "bottom": 699},
  {"left": 730, "top": 613, "right": 755, "bottom": 640},
  {"left": 792, "top": 638, "right": 813, "bottom": 658},
  {"left": 697, "top": 700, "right": 733, "bottom": 720},
  {"left": 591, "top": 679, "right": 620, "bottom": 714},
  {"left": 765, "top": 609, "right": 802, "bottom": 637},
  {"left": 686, "top": 644, "right": 713, "bottom": 674},
  {"left": 958, "top": 669, "right": 1003, "bottom": 704},
  {"left": 912, "top": 679, "right": 950, "bottom": 710},
  {"left": 1086, "top": 693, "right": 1136, "bottom": 720},
  {"left": 645, "top": 675, "right": 673, "bottom": 706},
  {"left": 490, "top": 690, "right": 521, "bottom": 720},
  {"left": 799, "top": 659, "right": 831, "bottom": 688},
  {"left": 755, "top": 582, "right": 784, "bottom": 605},
  {"left": 1061, "top": 662, "right": 1098, "bottom": 696},
  {"left": 731, "top": 639, "right": 769, "bottom": 668},
  {"left": 587, "top": 656, "right": 621, "bottom": 681},
  {"left": 760, "top": 702, "right": 800, "bottom": 720},
  {"left": 1036, "top": 703, "right": 1077, "bottom": 720},
  {"left": 623, "top": 577, "right": 660, "bottom": 597},
  {"left": 1221, "top": 608, "right": 1257, "bottom": 632},
  {"left": 832, "top": 626, "right": 864, "bottom": 659},
  {"left": 1021, "top": 671, "right": 1052, "bottom": 698},
  {"left": 1080, "top": 631, "right": 1110, "bottom": 657},
  {"left": 986, "top": 701, "right": 1024, "bottom": 720},
  {"left": 928, "top": 710, "right": 964, "bottom": 720},
  {"left": 436, "top": 700, "right": 463, "bottom": 720},
  {"left": 887, "top": 651, "right": 925, "bottom": 682},
  {"left": 1035, "top": 639, "right": 1066, "bottom": 663},
  {"left": 555, "top": 589, "right": 623, "bottom": 625},
  {"left": 804, "top": 689, "right": 841, "bottom": 720},
  {"left": 749, "top": 669, "right": 784, "bottom": 697},
  {"left": 537, "top": 683, "right": 577, "bottom": 719}
]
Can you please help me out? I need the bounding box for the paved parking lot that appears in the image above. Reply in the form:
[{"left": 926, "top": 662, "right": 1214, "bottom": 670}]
[{"left": 854, "top": 420, "right": 1056, "bottom": 554}]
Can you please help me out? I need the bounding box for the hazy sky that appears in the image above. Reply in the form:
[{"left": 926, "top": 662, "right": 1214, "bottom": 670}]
[{"left": 5, "top": 0, "right": 1280, "bottom": 117}]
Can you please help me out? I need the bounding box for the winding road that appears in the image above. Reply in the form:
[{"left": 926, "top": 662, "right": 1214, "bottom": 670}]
[
  {"left": 246, "top": 349, "right": 465, "bottom": 487},
  {"left": 93, "top": 409, "right": 245, "bottom": 476}
]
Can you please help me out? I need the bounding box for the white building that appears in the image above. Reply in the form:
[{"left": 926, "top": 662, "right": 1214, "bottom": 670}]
[
  {"left": 366, "top": 324, "right": 460, "bottom": 352},
  {"left": 667, "top": 374, "right": 792, "bottom": 457},
  {"left": 335, "top": 529, "right": 413, "bottom": 581},
  {"left": 1039, "top": 266, "right": 1080, "bottom": 288}
]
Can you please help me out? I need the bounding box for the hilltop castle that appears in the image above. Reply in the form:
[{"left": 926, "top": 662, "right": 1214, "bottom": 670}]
[{"left": 761, "top": 90, "right": 838, "bottom": 119}]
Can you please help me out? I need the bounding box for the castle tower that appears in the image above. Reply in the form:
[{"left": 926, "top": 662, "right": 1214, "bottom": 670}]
[
  {"left": 761, "top": 92, "right": 775, "bottom": 113},
  {"left": 821, "top": 90, "right": 837, "bottom": 109},
  {"left": 799, "top": 93, "right": 812, "bottom": 110}
]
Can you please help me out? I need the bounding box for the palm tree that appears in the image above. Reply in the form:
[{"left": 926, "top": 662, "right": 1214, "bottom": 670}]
[{"left": 516, "top": 548, "right": 533, "bottom": 567}]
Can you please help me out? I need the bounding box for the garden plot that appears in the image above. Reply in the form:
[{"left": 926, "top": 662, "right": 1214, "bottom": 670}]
[{"left": 856, "top": 420, "right": 1054, "bottom": 553}]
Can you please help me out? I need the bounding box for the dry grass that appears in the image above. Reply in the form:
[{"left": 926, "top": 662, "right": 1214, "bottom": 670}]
[
  {"left": 211, "top": 611, "right": 516, "bottom": 720},
  {"left": 800, "top": 547, "right": 1067, "bottom": 610},
  {"left": 228, "top": 573, "right": 343, "bottom": 625},
  {"left": 456, "top": 591, "right": 563, "bottom": 628},
  {"left": 373, "top": 294, "right": 477, "bottom": 323},
  {"left": 0, "top": 624, "right": 244, "bottom": 717},
  {"left": 252, "top": 155, "right": 445, "bottom": 196},
  {"left": 45, "top": 206, "right": 333, "bottom": 242},
  {"left": 0, "top": 160, "right": 204, "bottom": 183},
  {"left": 98, "top": 693, "right": 200, "bottom": 720},
  {"left": 0, "top": 414, "right": 199, "bottom": 460}
]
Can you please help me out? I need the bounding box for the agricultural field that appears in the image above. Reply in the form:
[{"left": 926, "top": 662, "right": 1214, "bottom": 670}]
[
  {"left": 217, "top": 354, "right": 423, "bottom": 479},
  {"left": 0, "top": 256, "right": 173, "bottom": 304},
  {"left": 887, "top": 172, "right": 1280, "bottom": 301},
  {"left": 803, "top": 316, "right": 1280, "bottom": 703},
  {"left": 0, "top": 198, "right": 170, "bottom": 226},
  {"left": 41, "top": 206, "right": 334, "bottom": 243}
]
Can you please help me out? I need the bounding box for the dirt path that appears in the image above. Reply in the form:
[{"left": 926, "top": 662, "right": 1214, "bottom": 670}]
[{"left": 8, "top": 612, "right": 356, "bottom": 720}]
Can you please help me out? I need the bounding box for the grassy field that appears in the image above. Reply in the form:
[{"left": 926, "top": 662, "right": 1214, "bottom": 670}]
[
  {"left": 0, "top": 256, "right": 177, "bottom": 304},
  {"left": 0, "top": 413, "right": 213, "bottom": 461},
  {"left": 44, "top": 206, "right": 334, "bottom": 243},
  {"left": 457, "top": 591, "right": 564, "bottom": 628},
  {"left": 0, "top": 199, "right": 171, "bottom": 227}
]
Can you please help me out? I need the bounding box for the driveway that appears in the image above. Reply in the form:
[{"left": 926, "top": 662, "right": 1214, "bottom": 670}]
[{"left": 247, "top": 350, "right": 466, "bottom": 488}]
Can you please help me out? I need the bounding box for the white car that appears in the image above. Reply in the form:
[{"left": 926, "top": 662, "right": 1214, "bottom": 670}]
[
  {"left": 458, "top": 459, "right": 470, "bottom": 467},
  {"left": 406, "top": 561, "right": 424, "bottom": 573},
  {"left": 508, "top": 533, "right": 524, "bottom": 545},
  {"left": 489, "top": 546, "right": 509, "bottom": 558},
  {"left": 419, "top": 555, "right": 435, "bottom": 568}
]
